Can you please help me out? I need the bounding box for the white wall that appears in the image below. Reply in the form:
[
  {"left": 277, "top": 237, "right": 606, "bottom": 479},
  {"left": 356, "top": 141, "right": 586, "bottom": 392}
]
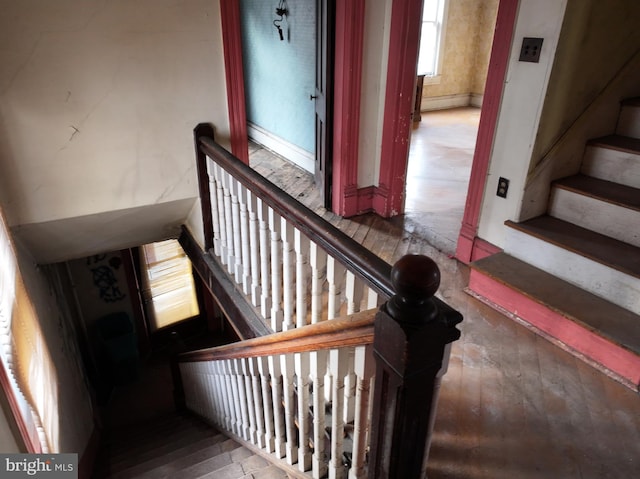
[
  {"left": 477, "top": 0, "right": 568, "bottom": 248},
  {"left": 0, "top": 405, "right": 20, "bottom": 452},
  {"left": 0, "top": 0, "right": 230, "bottom": 262},
  {"left": 358, "top": 0, "right": 393, "bottom": 187}
]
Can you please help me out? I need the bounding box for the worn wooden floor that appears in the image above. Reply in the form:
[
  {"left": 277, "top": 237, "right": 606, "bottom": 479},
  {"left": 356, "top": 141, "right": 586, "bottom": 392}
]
[{"left": 249, "top": 142, "right": 640, "bottom": 479}]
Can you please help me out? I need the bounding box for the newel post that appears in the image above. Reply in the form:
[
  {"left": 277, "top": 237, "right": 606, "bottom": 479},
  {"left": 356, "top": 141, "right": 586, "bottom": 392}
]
[
  {"left": 368, "top": 254, "right": 463, "bottom": 478},
  {"left": 194, "top": 123, "right": 216, "bottom": 251}
]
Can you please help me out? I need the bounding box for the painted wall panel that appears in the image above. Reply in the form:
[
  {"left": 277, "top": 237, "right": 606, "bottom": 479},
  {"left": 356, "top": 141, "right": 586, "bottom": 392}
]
[{"left": 240, "top": 0, "right": 316, "bottom": 154}]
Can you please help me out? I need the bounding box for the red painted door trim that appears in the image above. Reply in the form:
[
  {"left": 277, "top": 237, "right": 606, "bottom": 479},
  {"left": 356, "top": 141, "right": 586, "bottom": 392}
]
[
  {"left": 332, "top": 0, "right": 366, "bottom": 217},
  {"left": 220, "top": 0, "right": 249, "bottom": 164},
  {"left": 456, "top": 0, "right": 519, "bottom": 262},
  {"left": 377, "top": 0, "right": 425, "bottom": 218}
]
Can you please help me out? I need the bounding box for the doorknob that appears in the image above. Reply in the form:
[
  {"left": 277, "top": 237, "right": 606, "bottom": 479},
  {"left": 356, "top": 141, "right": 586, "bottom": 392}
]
[{"left": 310, "top": 94, "right": 318, "bottom": 100}]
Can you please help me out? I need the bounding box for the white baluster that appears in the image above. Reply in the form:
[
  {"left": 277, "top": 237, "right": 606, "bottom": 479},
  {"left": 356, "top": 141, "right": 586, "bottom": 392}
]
[
  {"left": 258, "top": 356, "right": 275, "bottom": 453},
  {"left": 227, "top": 359, "right": 242, "bottom": 436},
  {"left": 366, "top": 288, "right": 379, "bottom": 310},
  {"left": 345, "top": 271, "right": 364, "bottom": 315},
  {"left": 343, "top": 351, "right": 356, "bottom": 424},
  {"left": 281, "top": 219, "right": 295, "bottom": 331},
  {"left": 296, "top": 351, "right": 312, "bottom": 472},
  {"left": 247, "top": 191, "right": 261, "bottom": 306},
  {"left": 310, "top": 349, "right": 328, "bottom": 479},
  {"left": 238, "top": 182, "right": 251, "bottom": 294},
  {"left": 206, "top": 158, "right": 221, "bottom": 256},
  {"left": 248, "top": 357, "right": 265, "bottom": 447},
  {"left": 213, "top": 164, "right": 228, "bottom": 263},
  {"left": 235, "top": 358, "right": 251, "bottom": 441},
  {"left": 258, "top": 199, "right": 272, "bottom": 318},
  {"left": 295, "top": 231, "right": 310, "bottom": 328},
  {"left": 221, "top": 170, "right": 235, "bottom": 271},
  {"left": 329, "top": 348, "right": 348, "bottom": 479},
  {"left": 309, "top": 242, "right": 327, "bottom": 324},
  {"left": 327, "top": 257, "right": 346, "bottom": 320},
  {"left": 230, "top": 178, "right": 243, "bottom": 282},
  {"left": 269, "top": 354, "right": 286, "bottom": 458},
  {"left": 281, "top": 353, "right": 298, "bottom": 465},
  {"left": 269, "top": 209, "right": 283, "bottom": 331},
  {"left": 349, "top": 345, "right": 375, "bottom": 479}
]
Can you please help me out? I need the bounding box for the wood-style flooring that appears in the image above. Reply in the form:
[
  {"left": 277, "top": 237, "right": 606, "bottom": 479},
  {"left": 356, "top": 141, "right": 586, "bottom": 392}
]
[{"left": 249, "top": 131, "right": 640, "bottom": 479}]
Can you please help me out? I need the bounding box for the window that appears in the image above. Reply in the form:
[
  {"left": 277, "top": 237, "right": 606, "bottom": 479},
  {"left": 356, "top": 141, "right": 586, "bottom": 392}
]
[
  {"left": 140, "top": 240, "right": 200, "bottom": 331},
  {"left": 417, "top": 0, "right": 447, "bottom": 78}
]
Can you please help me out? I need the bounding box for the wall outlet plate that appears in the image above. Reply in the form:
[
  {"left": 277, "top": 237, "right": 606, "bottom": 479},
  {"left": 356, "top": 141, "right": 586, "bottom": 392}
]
[
  {"left": 497, "top": 177, "right": 509, "bottom": 198},
  {"left": 519, "top": 37, "right": 543, "bottom": 63}
]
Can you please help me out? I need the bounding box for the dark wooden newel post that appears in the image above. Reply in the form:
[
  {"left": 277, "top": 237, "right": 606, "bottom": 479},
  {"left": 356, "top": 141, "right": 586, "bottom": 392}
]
[{"left": 368, "top": 254, "right": 463, "bottom": 478}]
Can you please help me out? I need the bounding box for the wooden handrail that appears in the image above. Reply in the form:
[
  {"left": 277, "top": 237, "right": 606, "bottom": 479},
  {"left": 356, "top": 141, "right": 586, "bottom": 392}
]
[
  {"left": 196, "top": 131, "right": 461, "bottom": 322},
  {"left": 179, "top": 309, "right": 375, "bottom": 362}
]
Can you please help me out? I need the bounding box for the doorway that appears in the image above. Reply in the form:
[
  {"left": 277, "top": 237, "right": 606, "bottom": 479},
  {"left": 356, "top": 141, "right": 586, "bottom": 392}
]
[{"left": 404, "top": 0, "right": 498, "bottom": 255}]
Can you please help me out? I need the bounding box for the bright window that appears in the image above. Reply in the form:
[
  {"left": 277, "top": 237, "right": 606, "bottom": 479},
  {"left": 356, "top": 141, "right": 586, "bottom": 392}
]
[
  {"left": 417, "top": 0, "right": 447, "bottom": 77},
  {"left": 140, "top": 239, "right": 200, "bottom": 331}
]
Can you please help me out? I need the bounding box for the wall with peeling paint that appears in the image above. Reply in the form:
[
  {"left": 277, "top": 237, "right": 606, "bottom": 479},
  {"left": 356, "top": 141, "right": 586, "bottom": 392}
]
[{"left": 0, "top": 0, "right": 230, "bottom": 263}]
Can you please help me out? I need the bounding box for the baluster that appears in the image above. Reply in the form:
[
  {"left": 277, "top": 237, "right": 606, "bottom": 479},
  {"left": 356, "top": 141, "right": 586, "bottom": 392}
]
[
  {"left": 345, "top": 271, "right": 364, "bottom": 315},
  {"left": 248, "top": 357, "right": 265, "bottom": 447},
  {"left": 310, "top": 350, "right": 328, "bottom": 479},
  {"left": 329, "top": 348, "right": 348, "bottom": 479},
  {"left": 212, "top": 361, "right": 225, "bottom": 428},
  {"left": 281, "top": 219, "right": 295, "bottom": 331},
  {"left": 206, "top": 158, "right": 221, "bottom": 256},
  {"left": 366, "top": 288, "right": 379, "bottom": 310},
  {"left": 227, "top": 359, "right": 243, "bottom": 436},
  {"left": 213, "top": 164, "right": 228, "bottom": 264},
  {"left": 235, "top": 358, "right": 251, "bottom": 441},
  {"left": 269, "top": 209, "right": 284, "bottom": 331},
  {"left": 205, "top": 364, "right": 216, "bottom": 423},
  {"left": 348, "top": 345, "right": 374, "bottom": 479},
  {"left": 281, "top": 353, "right": 298, "bottom": 465},
  {"left": 327, "top": 257, "right": 346, "bottom": 320},
  {"left": 220, "top": 166, "right": 234, "bottom": 269},
  {"left": 247, "top": 191, "right": 261, "bottom": 306},
  {"left": 309, "top": 242, "right": 327, "bottom": 323},
  {"left": 258, "top": 356, "right": 275, "bottom": 453},
  {"left": 269, "top": 354, "right": 286, "bottom": 458},
  {"left": 295, "top": 230, "right": 310, "bottom": 328},
  {"left": 343, "top": 350, "right": 356, "bottom": 424},
  {"left": 295, "top": 351, "right": 312, "bottom": 472},
  {"left": 237, "top": 182, "right": 251, "bottom": 294},
  {"left": 258, "top": 199, "right": 272, "bottom": 318},
  {"left": 230, "top": 178, "right": 243, "bottom": 282}
]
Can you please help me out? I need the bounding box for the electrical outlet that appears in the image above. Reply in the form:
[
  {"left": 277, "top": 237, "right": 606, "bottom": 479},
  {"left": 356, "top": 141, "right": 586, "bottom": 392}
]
[
  {"left": 519, "top": 37, "right": 543, "bottom": 63},
  {"left": 497, "top": 177, "right": 509, "bottom": 198}
]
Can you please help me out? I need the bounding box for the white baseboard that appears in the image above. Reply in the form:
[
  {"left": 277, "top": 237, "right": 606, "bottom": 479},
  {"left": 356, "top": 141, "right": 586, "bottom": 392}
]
[
  {"left": 420, "top": 93, "right": 473, "bottom": 111},
  {"left": 471, "top": 93, "right": 483, "bottom": 108},
  {"left": 247, "top": 122, "right": 315, "bottom": 173}
]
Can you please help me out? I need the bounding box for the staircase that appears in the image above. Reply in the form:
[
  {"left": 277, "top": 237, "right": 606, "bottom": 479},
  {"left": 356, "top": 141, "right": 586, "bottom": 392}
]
[
  {"left": 469, "top": 98, "right": 640, "bottom": 390},
  {"left": 96, "top": 411, "right": 289, "bottom": 478}
]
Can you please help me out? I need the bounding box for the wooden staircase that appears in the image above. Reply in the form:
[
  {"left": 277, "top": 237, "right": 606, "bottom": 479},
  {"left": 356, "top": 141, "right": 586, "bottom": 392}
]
[
  {"left": 96, "top": 411, "right": 289, "bottom": 479},
  {"left": 469, "top": 98, "right": 640, "bottom": 390}
]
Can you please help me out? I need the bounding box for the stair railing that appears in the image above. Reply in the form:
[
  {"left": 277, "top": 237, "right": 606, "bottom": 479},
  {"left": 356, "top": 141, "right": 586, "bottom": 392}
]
[{"left": 183, "top": 124, "right": 463, "bottom": 478}]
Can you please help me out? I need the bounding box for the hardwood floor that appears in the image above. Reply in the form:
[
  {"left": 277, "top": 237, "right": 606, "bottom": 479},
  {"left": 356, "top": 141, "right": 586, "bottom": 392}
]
[{"left": 249, "top": 138, "right": 640, "bottom": 479}]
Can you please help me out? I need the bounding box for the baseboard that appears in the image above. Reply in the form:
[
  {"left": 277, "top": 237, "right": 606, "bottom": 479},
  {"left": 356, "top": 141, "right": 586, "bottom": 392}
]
[
  {"left": 421, "top": 93, "right": 472, "bottom": 111},
  {"left": 247, "top": 122, "right": 314, "bottom": 173}
]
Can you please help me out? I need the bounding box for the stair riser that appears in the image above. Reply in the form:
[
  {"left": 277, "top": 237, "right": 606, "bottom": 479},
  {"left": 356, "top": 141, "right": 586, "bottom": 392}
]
[
  {"left": 617, "top": 104, "right": 640, "bottom": 138},
  {"left": 549, "top": 188, "right": 640, "bottom": 247},
  {"left": 468, "top": 269, "right": 640, "bottom": 388},
  {"left": 581, "top": 145, "right": 640, "bottom": 189},
  {"left": 505, "top": 228, "right": 640, "bottom": 315}
]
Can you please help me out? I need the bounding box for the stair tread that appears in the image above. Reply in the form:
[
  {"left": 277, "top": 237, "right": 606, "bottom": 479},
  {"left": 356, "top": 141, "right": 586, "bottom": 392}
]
[
  {"left": 471, "top": 252, "right": 640, "bottom": 355},
  {"left": 553, "top": 174, "right": 640, "bottom": 211},
  {"left": 588, "top": 134, "right": 640, "bottom": 154},
  {"left": 505, "top": 216, "right": 640, "bottom": 279}
]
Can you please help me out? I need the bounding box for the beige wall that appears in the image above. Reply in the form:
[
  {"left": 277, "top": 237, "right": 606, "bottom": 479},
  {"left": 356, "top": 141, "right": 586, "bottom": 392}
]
[
  {"left": 0, "top": 0, "right": 230, "bottom": 262},
  {"left": 422, "top": 0, "right": 498, "bottom": 102}
]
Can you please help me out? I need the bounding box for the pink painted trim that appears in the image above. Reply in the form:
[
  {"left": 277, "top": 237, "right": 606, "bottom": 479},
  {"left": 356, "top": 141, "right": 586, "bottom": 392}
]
[
  {"left": 332, "top": 0, "right": 365, "bottom": 217},
  {"left": 469, "top": 269, "right": 640, "bottom": 388},
  {"left": 456, "top": 0, "right": 519, "bottom": 262},
  {"left": 220, "top": 0, "right": 249, "bottom": 163},
  {"left": 456, "top": 230, "right": 502, "bottom": 264},
  {"left": 378, "top": 0, "right": 425, "bottom": 218}
]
